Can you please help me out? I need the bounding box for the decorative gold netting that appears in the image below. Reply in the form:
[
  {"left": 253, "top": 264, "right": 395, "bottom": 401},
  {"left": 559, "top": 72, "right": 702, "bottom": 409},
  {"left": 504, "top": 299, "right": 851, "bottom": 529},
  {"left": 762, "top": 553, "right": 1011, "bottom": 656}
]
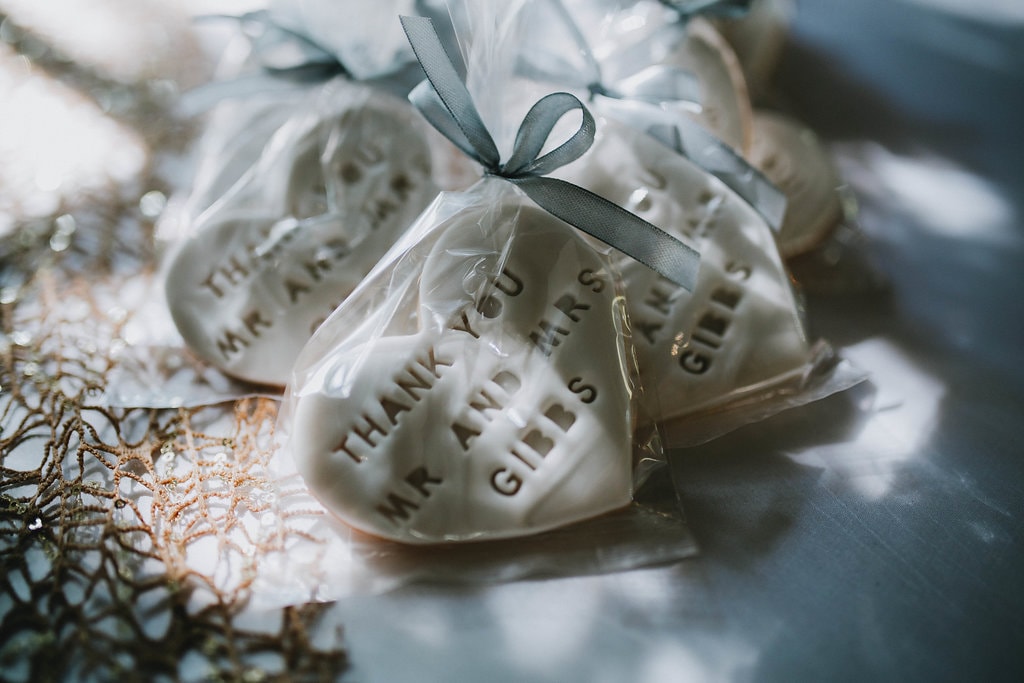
[
  {"left": 0, "top": 10, "right": 349, "bottom": 680},
  {"left": 0, "top": 204, "right": 350, "bottom": 683}
]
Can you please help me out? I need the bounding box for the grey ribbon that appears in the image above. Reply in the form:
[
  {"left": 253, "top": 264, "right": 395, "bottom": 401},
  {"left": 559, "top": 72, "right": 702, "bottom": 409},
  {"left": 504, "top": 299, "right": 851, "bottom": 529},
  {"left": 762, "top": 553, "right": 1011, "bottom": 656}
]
[
  {"left": 514, "top": 0, "right": 703, "bottom": 106},
  {"left": 519, "top": 0, "right": 785, "bottom": 231},
  {"left": 400, "top": 15, "right": 700, "bottom": 291},
  {"left": 195, "top": 11, "right": 346, "bottom": 80},
  {"left": 660, "top": 0, "right": 754, "bottom": 21},
  {"left": 182, "top": 10, "right": 428, "bottom": 114},
  {"left": 627, "top": 102, "right": 788, "bottom": 231}
]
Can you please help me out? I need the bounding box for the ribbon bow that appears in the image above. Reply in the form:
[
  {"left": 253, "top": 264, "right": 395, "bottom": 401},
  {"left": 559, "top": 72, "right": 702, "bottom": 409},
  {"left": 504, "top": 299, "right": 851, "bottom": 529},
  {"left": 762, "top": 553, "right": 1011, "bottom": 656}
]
[
  {"left": 659, "top": 0, "right": 754, "bottom": 21},
  {"left": 400, "top": 15, "right": 700, "bottom": 291}
]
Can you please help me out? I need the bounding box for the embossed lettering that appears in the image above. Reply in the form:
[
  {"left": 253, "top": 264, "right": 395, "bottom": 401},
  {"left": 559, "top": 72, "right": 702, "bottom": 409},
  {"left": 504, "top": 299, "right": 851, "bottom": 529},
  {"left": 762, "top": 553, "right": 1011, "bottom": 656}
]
[
  {"left": 332, "top": 433, "right": 364, "bottom": 464},
  {"left": 452, "top": 421, "right": 482, "bottom": 451},
  {"left": 201, "top": 272, "right": 225, "bottom": 298},
  {"left": 452, "top": 310, "right": 480, "bottom": 338},
  {"left": 380, "top": 396, "right": 412, "bottom": 426},
  {"left": 494, "top": 268, "right": 524, "bottom": 297},
  {"left": 215, "top": 329, "right": 250, "bottom": 360},
  {"left": 469, "top": 389, "right": 504, "bottom": 419},
  {"left": 492, "top": 371, "right": 521, "bottom": 394},
  {"left": 696, "top": 311, "right": 729, "bottom": 340},
  {"left": 397, "top": 367, "right": 433, "bottom": 400},
  {"left": 352, "top": 414, "right": 387, "bottom": 448},
  {"left": 530, "top": 320, "right": 570, "bottom": 356},
  {"left": 376, "top": 493, "right": 419, "bottom": 525},
  {"left": 725, "top": 260, "right": 752, "bottom": 281},
  {"left": 568, "top": 377, "right": 597, "bottom": 404},
  {"left": 578, "top": 268, "right": 606, "bottom": 293},
  {"left": 511, "top": 447, "right": 540, "bottom": 471},
  {"left": 491, "top": 469, "right": 522, "bottom": 496},
  {"left": 303, "top": 257, "right": 332, "bottom": 282},
  {"left": 243, "top": 309, "right": 272, "bottom": 337},
  {"left": 543, "top": 404, "right": 576, "bottom": 431},
  {"left": 522, "top": 430, "right": 554, "bottom": 457},
  {"left": 201, "top": 255, "right": 251, "bottom": 298},
  {"left": 644, "top": 285, "right": 676, "bottom": 316},
  {"left": 680, "top": 350, "right": 711, "bottom": 375},
  {"left": 419, "top": 346, "right": 453, "bottom": 379},
  {"left": 404, "top": 466, "right": 442, "bottom": 498},
  {"left": 710, "top": 286, "right": 742, "bottom": 310},
  {"left": 476, "top": 295, "right": 502, "bottom": 319},
  {"left": 285, "top": 277, "right": 312, "bottom": 303},
  {"left": 554, "top": 294, "right": 590, "bottom": 322}
]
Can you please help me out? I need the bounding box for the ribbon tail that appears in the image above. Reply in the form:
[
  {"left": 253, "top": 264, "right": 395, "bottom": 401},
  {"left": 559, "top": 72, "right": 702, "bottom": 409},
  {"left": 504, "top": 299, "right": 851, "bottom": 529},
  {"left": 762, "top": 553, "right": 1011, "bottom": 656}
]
[
  {"left": 409, "top": 80, "right": 481, "bottom": 160},
  {"left": 616, "top": 65, "right": 702, "bottom": 107},
  {"left": 412, "top": 0, "right": 468, "bottom": 81},
  {"left": 401, "top": 15, "right": 500, "bottom": 167},
  {"left": 511, "top": 177, "right": 700, "bottom": 291},
  {"left": 648, "top": 121, "right": 787, "bottom": 232}
]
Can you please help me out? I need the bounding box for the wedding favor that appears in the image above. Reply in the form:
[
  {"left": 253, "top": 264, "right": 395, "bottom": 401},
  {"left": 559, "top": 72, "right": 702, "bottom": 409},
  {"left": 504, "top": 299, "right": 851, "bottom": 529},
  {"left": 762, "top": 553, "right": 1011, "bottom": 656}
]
[
  {"left": 163, "top": 2, "right": 475, "bottom": 386},
  {"left": 286, "top": 188, "right": 636, "bottom": 543},
  {"left": 513, "top": 0, "right": 785, "bottom": 234},
  {"left": 559, "top": 0, "right": 753, "bottom": 153},
  {"left": 747, "top": 109, "right": 845, "bottom": 258},
  {"left": 278, "top": 10, "right": 700, "bottom": 544},
  {"left": 714, "top": 0, "right": 793, "bottom": 100},
  {"left": 559, "top": 120, "right": 815, "bottom": 424},
  {"left": 658, "top": 15, "right": 753, "bottom": 154},
  {"left": 165, "top": 83, "right": 440, "bottom": 385}
]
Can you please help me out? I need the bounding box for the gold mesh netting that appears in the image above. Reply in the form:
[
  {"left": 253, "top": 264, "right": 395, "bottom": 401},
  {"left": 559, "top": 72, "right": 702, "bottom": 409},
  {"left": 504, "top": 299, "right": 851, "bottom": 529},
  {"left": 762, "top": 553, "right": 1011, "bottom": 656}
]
[{"left": 0, "top": 12, "right": 348, "bottom": 681}]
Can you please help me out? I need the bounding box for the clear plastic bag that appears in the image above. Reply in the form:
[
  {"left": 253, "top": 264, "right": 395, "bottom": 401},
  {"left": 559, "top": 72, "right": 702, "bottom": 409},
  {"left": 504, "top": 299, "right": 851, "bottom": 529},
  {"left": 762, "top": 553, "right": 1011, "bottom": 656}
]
[
  {"left": 558, "top": 119, "right": 865, "bottom": 446},
  {"left": 713, "top": 0, "right": 795, "bottom": 102},
  {"left": 147, "top": 2, "right": 479, "bottom": 397},
  {"left": 515, "top": 0, "right": 785, "bottom": 232},
  {"left": 746, "top": 108, "right": 887, "bottom": 296},
  {"left": 163, "top": 78, "right": 443, "bottom": 387},
  {"left": 507, "top": 1, "right": 866, "bottom": 443},
  {"left": 278, "top": 179, "right": 658, "bottom": 544},
  {"left": 251, "top": 4, "right": 697, "bottom": 599},
  {"left": 554, "top": 0, "right": 754, "bottom": 152},
  {"left": 257, "top": 179, "right": 696, "bottom": 600}
]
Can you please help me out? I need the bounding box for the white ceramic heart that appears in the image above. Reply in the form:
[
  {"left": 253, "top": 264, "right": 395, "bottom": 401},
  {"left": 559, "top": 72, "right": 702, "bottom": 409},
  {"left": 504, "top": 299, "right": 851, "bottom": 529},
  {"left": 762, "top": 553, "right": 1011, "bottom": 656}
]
[
  {"left": 286, "top": 187, "right": 634, "bottom": 544},
  {"left": 165, "top": 92, "right": 438, "bottom": 385},
  {"left": 748, "top": 109, "right": 844, "bottom": 258},
  {"left": 560, "top": 122, "right": 811, "bottom": 422},
  {"left": 661, "top": 17, "right": 753, "bottom": 155},
  {"left": 715, "top": 0, "right": 792, "bottom": 99}
]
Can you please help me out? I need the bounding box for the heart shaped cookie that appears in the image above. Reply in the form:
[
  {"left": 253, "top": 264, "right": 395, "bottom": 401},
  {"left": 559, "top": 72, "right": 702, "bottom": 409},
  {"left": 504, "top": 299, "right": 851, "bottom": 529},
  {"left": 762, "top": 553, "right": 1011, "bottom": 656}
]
[
  {"left": 286, "top": 187, "right": 634, "bottom": 544},
  {"left": 747, "top": 109, "right": 844, "bottom": 258},
  {"left": 568, "top": 7, "right": 753, "bottom": 154},
  {"left": 715, "top": 0, "right": 791, "bottom": 99},
  {"left": 165, "top": 91, "right": 438, "bottom": 385},
  {"left": 559, "top": 122, "right": 811, "bottom": 422},
  {"left": 659, "top": 17, "right": 753, "bottom": 155}
]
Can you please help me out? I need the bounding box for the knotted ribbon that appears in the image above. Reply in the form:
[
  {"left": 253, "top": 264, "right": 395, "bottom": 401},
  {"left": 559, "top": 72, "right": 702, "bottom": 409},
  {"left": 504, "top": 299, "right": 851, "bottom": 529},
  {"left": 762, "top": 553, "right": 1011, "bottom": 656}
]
[
  {"left": 400, "top": 15, "right": 700, "bottom": 291},
  {"left": 182, "top": 7, "right": 437, "bottom": 113},
  {"left": 234, "top": 10, "right": 349, "bottom": 80},
  {"left": 518, "top": 0, "right": 785, "bottom": 231}
]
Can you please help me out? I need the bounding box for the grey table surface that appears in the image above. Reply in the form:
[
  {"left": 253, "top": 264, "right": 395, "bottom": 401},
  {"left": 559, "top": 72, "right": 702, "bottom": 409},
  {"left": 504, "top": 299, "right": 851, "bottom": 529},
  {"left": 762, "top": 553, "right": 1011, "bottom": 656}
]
[{"left": 296, "top": 1, "right": 1024, "bottom": 680}]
